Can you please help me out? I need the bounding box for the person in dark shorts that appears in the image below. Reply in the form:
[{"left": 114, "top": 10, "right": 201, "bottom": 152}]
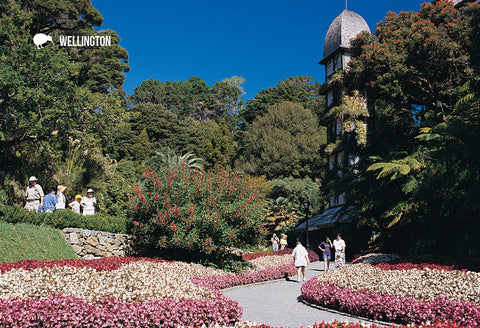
[{"left": 318, "top": 236, "right": 333, "bottom": 271}]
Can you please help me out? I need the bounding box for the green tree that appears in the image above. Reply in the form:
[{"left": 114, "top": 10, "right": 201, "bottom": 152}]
[
  {"left": 129, "top": 103, "right": 198, "bottom": 151},
  {"left": 7, "top": 0, "right": 130, "bottom": 94},
  {"left": 0, "top": 0, "right": 130, "bottom": 206},
  {"left": 240, "top": 76, "right": 323, "bottom": 127},
  {"left": 344, "top": 1, "right": 480, "bottom": 256},
  {"left": 188, "top": 119, "right": 237, "bottom": 169},
  {"left": 129, "top": 77, "right": 243, "bottom": 121},
  {"left": 236, "top": 101, "right": 325, "bottom": 179}
]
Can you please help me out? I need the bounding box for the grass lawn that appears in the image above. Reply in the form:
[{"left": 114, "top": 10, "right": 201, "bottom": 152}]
[{"left": 0, "top": 221, "right": 78, "bottom": 263}]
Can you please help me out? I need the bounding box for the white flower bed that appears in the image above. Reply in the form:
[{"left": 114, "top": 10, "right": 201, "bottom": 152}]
[{"left": 316, "top": 263, "right": 480, "bottom": 304}]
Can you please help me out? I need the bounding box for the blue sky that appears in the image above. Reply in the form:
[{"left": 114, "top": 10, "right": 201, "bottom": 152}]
[{"left": 92, "top": 0, "right": 427, "bottom": 99}]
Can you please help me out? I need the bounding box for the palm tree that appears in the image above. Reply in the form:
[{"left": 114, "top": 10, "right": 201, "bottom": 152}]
[{"left": 144, "top": 147, "right": 204, "bottom": 171}]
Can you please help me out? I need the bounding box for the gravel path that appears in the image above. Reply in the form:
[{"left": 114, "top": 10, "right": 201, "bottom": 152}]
[{"left": 222, "top": 261, "right": 384, "bottom": 328}]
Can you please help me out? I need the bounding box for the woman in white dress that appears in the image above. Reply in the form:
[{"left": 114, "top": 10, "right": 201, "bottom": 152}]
[
  {"left": 55, "top": 185, "right": 67, "bottom": 210},
  {"left": 80, "top": 188, "right": 97, "bottom": 216},
  {"left": 292, "top": 240, "right": 309, "bottom": 282}
]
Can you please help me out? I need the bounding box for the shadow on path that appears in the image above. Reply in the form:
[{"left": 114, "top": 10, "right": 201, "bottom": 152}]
[{"left": 222, "top": 261, "right": 384, "bottom": 328}]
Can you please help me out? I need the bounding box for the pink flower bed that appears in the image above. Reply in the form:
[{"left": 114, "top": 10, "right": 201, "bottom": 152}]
[
  {"left": 192, "top": 264, "right": 297, "bottom": 290},
  {"left": 242, "top": 248, "right": 319, "bottom": 262},
  {"left": 0, "top": 256, "right": 166, "bottom": 273},
  {"left": 374, "top": 262, "right": 477, "bottom": 273},
  {"left": 0, "top": 292, "right": 240, "bottom": 327},
  {"left": 362, "top": 256, "right": 480, "bottom": 273},
  {"left": 301, "top": 280, "right": 480, "bottom": 326}
]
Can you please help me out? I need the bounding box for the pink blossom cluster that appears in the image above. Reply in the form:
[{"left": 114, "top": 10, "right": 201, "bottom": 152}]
[
  {"left": 192, "top": 264, "right": 297, "bottom": 290},
  {"left": 374, "top": 261, "right": 479, "bottom": 273},
  {"left": 242, "top": 248, "right": 319, "bottom": 262},
  {"left": 0, "top": 292, "right": 241, "bottom": 327},
  {"left": 301, "top": 280, "right": 480, "bottom": 326},
  {"left": 0, "top": 256, "right": 166, "bottom": 273}
]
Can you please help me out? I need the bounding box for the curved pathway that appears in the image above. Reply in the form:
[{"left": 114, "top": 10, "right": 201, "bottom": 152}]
[{"left": 223, "top": 261, "right": 384, "bottom": 328}]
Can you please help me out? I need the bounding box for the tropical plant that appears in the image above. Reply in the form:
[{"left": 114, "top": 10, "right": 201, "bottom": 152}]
[
  {"left": 264, "top": 197, "right": 298, "bottom": 233},
  {"left": 144, "top": 148, "right": 204, "bottom": 171}
]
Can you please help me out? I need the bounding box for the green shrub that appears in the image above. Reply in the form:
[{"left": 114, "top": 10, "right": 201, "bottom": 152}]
[
  {"left": 128, "top": 167, "right": 267, "bottom": 262},
  {"left": 0, "top": 204, "right": 127, "bottom": 234}
]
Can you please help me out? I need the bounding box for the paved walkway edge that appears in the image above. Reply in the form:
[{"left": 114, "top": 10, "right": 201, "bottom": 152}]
[
  {"left": 221, "top": 277, "right": 293, "bottom": 292},
  {"left": 300, "top": 297, "right": 393, "bottom": 326}
]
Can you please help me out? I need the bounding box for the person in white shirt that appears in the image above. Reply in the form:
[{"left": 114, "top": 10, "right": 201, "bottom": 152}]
[
  {"left": 80, "top": 188, "right": 96, "bottom": 216},
  {"left": 69, "top": 194, "right": 82, "bottom": 214},
  {"left": 24, "top": 176, "right": 44, "bottom": 212},
  {"left": 292, "top": 240, "right": 309, "bottom": 282},
  {"left": 55, "top": 185, "right": 67, "bottom": 210},
  {"left": 333, "top": 234, "right": 346, "bottom": 267}
]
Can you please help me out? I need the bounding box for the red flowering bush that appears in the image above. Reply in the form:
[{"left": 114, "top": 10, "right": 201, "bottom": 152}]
[{"left": 128, "top": 167, "right": 267, "bottom": 262}]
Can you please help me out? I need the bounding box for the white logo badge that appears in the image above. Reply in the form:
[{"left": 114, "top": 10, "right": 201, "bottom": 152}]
[{"left": 33, "top": 33, "right": 54, "bottom": 49}]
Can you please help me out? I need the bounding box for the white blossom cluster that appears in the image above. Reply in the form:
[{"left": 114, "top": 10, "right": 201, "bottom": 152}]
[
  {"left": 0, "top": 260, "right": 225, "bottom": 303},
  {"left": 0, "top": 255, "right": 295, "bottom": 304},
  {"left": 317, "top": 263, "right": 480, "bottom": 304},
  {"left": 354, "top": 253, "right": 400, "bottom": 264},
  {"left": 247, "top": 254, "right": 293, "bottom": 272}
]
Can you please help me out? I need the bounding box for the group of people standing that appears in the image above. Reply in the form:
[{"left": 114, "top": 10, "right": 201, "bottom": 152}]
[
  {"left": 24, "top": 176, "right": 97, "bottom": 215},
  {"left": 318, "top": 234, "right": 346, "bottom": 271},
  {"left": 270, "top": 233, "right": 288, "bottom": 251}
]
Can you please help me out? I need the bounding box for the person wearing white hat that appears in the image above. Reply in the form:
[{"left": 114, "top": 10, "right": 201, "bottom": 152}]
[
  {"left": 24, "top": 176, "right": 44, "bottom": 212},
  {"left": 80, "top": 188, "right": 96, "bottom": 215}
]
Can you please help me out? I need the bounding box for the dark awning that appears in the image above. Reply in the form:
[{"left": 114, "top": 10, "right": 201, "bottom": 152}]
[{"left": 296, "top": 207, "right": 351, "bottom": 231}]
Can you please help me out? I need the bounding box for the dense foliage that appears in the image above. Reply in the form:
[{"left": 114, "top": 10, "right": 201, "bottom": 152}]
[
  {"left": 0, "top": 203, "right": 127, "bottom": 234},
  {"left": 129, "top": 167, "right": 267, "bottom": 265},
  {"left": 342, "top": 1, "right": 480, "bottom": 256}
]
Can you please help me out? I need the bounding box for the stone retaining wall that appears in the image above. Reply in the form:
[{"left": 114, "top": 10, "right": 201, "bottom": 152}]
[{"left": 61, "top": 228, "right": 133, "bottom": 259}]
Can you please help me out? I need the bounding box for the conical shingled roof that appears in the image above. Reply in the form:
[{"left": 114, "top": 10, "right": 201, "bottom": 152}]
[{"left": 322, "top": 9, "right": 370, "bottom": 60}]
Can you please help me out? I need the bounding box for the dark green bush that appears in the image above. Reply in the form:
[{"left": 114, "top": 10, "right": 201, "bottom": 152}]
[{"left": 0, "top": 204, "right": 127, "bottom": 234}]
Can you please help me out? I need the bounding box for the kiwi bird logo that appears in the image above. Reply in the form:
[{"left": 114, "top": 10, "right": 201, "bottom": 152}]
[{"left": 33, "top": 33, "right": 54, "bottom": 49}]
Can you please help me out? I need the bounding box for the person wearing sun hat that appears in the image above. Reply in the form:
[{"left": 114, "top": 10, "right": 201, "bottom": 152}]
[
  {"left": 68, "top": 194, "right": 82, "bottom": 214},
  {"left": 24, "top": 176, "right": 44, "bottom": 212},
  {"left": 55, "top": 185, "right": 67, "bottom": 210},
  {"left": 80, "top": 188, "right": 97, "bottom": 215}
]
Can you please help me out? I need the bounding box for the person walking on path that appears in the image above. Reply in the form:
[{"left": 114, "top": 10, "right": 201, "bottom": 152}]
[
  {"left": 271, "top": 233, "right": 280, "bottom": 252},
  {"left": 43, "top": 187, "right": 57, "bottom": 213},
  {"left": 333, "top": 234, "right": 346, "bottom": 267},
  {"left": 292, "top": 240, "right": 309, "bottom": 282},
  {"left": 55, "top": 185, "right": 67, "bottom": 210},
  {"left": 318, "top": 236, "right": 333, "bottom": 271},
  {"left": 81, "top": 188, "right": 96, "bottom": 216},
  {"left": 24, "top": 176, "right": 44, "bottom": 212}
]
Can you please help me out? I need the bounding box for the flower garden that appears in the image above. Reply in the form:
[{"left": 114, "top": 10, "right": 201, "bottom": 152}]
[
  {"left": 301, "top": 258, "right": 480, "bottom": 327},
  {"left": 0, "top": 250, "right": 479, "bottom": 327}
]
